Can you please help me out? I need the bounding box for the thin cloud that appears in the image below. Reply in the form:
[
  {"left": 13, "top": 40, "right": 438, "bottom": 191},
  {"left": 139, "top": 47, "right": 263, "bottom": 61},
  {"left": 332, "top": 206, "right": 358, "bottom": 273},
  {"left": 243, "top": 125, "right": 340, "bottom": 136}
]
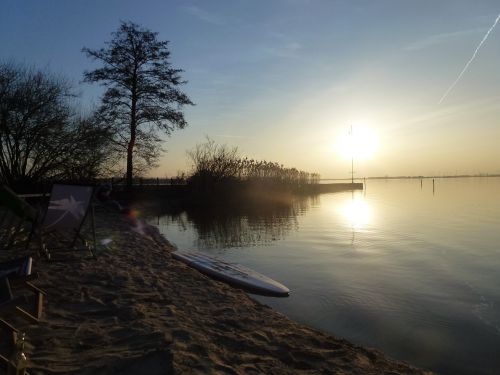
[
  {"left": 183, "top": 5, "right": 223, "bottom": 26},
  {"left": 403, "top": 27, "right": 485, "bottom": 51}
]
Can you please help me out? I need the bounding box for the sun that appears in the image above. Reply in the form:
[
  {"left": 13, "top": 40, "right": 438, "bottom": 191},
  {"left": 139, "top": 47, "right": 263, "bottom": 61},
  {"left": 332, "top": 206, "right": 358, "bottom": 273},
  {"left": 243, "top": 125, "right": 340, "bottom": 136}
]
[{"left": 336, "top": 125, "right": 378, "bottom": 160}]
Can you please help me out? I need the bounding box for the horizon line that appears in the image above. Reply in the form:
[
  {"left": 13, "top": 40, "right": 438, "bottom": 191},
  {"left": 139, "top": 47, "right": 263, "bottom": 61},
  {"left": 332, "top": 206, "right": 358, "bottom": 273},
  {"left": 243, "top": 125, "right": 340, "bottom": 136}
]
[{"left": 320, "top": 173, "right": 500, "bottom": 181}]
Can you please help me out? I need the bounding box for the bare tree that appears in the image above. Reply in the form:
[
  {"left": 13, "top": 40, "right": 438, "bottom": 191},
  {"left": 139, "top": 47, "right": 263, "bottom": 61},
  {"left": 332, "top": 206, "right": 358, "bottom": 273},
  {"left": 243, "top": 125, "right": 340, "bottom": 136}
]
[
  {"left": 83, "top": 21, "right": 193, "bottom": 188},
  {"left": 60, "top": 115, "right": 120, "bottom": 181},
  {"left": 187, "top": 137, "right": 240, "bottom": 184},
  {"left": 0, "top": 62, "right": 116, "bottom": 188}
]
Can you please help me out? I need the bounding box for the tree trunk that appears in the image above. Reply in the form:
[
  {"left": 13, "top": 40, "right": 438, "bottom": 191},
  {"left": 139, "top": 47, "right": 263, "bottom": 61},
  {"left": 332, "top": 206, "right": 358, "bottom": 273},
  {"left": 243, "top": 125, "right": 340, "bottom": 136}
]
[
  {"left": 126, "top": 65, "right": 139, "bottom": 190},
  {"left": 126, "top": 135, "right": 134, "bottom": 189},
  {"left": 126, "top": 99, "right": 137, "bottom": 190}
]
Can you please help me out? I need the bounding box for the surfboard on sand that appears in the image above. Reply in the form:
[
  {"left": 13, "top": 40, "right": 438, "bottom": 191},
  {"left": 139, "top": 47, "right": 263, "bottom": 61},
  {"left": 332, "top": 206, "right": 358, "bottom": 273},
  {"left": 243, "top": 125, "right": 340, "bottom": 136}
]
[{"left": 172, "top": 251, "right": 290, "bottom": 297}]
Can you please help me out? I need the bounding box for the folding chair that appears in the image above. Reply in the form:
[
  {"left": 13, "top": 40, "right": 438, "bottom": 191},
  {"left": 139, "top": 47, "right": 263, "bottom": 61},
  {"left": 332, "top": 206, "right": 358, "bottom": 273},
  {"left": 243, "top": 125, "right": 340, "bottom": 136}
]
[
  {"left": 0, "top": 316, "right": 18, "bottom": 365},
  {"left": 36, "top": 184, "right": 96, "bottom": 260},
  {"left": 0, "top": 257, "right": 45, "bottom": 322},
  {"left": 0, "top": 275, "right": 44, "bottom": 368}
]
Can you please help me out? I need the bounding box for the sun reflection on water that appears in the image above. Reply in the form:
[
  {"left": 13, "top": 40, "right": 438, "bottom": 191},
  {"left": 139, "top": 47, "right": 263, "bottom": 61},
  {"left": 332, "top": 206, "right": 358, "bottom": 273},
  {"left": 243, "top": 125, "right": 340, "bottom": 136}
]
[{"left": 340, "top": 194, "right": 372, "bottom": 229}]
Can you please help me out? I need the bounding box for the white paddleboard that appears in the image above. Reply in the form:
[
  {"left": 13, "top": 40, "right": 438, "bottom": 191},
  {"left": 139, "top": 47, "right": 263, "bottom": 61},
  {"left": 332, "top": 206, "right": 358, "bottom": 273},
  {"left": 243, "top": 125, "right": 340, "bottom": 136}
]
[{"left": 172, "top": 251, "right": 290, "bottom": 297}]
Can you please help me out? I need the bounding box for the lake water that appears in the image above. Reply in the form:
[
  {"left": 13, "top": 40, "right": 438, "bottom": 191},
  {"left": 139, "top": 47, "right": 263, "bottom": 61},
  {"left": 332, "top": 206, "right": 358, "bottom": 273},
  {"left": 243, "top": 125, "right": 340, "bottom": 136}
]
[{"left": 147, "top": 178, "right": 500, "bottom": 375}]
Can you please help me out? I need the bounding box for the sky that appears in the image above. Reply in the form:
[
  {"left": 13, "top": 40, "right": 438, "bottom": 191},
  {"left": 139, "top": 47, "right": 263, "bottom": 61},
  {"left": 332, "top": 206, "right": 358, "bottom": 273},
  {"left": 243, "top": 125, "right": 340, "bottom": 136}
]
[{"left": 1, "top": 0, "right": 500, "bottom": 178}]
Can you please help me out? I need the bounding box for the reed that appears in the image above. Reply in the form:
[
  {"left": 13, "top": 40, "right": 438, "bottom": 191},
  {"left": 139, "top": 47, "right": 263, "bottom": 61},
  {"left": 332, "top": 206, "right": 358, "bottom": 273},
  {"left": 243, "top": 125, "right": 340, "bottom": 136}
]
[{"left": 186, "top": 138, "right": 320, "bottom": 193}]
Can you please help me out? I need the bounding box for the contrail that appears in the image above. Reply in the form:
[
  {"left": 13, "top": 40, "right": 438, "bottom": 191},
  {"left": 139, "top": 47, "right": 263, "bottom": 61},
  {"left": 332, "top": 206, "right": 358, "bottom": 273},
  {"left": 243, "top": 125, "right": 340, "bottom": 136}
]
[{"left": 439, "top": 12, "right": 500, "bottom": 104}]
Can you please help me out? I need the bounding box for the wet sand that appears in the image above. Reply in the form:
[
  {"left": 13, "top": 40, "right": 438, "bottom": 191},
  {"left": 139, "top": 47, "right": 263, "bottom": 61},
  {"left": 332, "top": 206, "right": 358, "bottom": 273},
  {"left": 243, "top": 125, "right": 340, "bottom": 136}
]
[{"left": 1, "top": 208, "right": 433, "bottom": 374}]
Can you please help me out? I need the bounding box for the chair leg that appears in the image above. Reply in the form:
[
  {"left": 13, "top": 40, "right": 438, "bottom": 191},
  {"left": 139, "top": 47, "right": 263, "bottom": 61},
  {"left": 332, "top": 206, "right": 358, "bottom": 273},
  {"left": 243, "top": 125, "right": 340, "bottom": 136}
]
[
  {"left": 25, "top": 282, "right": 45, "bottom": 320},
  {"left": 35, "top": 292, "right": 44, "bottom": 320}
]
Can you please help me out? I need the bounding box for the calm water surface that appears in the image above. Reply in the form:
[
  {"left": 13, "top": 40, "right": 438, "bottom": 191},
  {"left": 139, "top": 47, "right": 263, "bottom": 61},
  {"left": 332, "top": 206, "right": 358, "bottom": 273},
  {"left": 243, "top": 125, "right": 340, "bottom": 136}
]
[{"left": 148, "top": 178, "right": 500, "bottom": 375}]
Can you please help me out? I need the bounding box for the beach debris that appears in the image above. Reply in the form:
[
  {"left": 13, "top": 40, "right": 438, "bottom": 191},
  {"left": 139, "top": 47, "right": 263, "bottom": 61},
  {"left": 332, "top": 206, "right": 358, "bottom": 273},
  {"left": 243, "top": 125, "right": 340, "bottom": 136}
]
[{"left": 100, "top": 238, "right": 113, "bottom": 246}]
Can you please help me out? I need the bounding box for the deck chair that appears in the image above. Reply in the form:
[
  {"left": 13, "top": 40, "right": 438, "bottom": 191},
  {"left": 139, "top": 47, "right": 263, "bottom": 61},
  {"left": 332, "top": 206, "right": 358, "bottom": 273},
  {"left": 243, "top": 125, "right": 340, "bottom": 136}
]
[
  {"left": 0, "top": 275, "right": 44, "bottom": 367},
  {"left": 0, "top": 186, "right": 38, "bottom": 252},
  {"left": 36, "top": 184, "right": 96, "bottom": 260},
  {"left": 0, "top": 277, "right": 21, "bottom": 365},
  {"left": 0, "top": 316, "right": 18, "bottom": 365},
  {"left": 0, "top": 257, "right": 45, "bottom": 322}
]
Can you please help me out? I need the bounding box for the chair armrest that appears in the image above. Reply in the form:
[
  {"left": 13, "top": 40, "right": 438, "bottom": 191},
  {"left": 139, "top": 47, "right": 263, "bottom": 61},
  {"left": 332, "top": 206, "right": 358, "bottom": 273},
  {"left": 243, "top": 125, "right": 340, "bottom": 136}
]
[
  {"left": 0, "top": 317, "right": 18, "bottom": 334},
  {"left": 0, "top": 317, "right": 19, "bottom": 349},
  {"left": 24, "top": 281, "right": 46, "bottom": 296}
]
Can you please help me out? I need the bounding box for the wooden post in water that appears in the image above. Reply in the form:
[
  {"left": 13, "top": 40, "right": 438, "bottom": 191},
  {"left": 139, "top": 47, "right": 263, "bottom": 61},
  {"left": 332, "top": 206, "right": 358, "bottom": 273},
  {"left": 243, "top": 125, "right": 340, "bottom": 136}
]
[
  {"left": 420, "top": 178, "right": 422, "bottom": 189},
  {"left": 433, "top": 178, "right": 435, "bottom": 194}
]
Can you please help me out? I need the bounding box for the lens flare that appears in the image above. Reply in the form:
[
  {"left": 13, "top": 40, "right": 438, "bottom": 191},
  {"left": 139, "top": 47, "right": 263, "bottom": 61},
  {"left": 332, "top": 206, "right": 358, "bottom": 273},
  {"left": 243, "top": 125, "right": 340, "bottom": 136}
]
[{"left": 127, "top": 209, "right": 140, "bottom": 219}]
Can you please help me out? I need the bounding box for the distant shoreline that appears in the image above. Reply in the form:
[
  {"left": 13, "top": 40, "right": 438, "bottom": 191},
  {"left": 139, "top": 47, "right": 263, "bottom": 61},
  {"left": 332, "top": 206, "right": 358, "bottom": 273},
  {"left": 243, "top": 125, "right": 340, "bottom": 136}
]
[{"left": 321, "top": 174, "right": 500, "bottom": 181}]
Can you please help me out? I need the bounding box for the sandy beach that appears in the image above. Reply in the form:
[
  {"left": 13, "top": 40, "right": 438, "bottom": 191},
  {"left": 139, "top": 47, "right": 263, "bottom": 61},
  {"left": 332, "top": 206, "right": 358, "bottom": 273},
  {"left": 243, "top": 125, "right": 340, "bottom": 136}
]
[{"left": 1, "top": 207, "right": 433, "bottom": 374}]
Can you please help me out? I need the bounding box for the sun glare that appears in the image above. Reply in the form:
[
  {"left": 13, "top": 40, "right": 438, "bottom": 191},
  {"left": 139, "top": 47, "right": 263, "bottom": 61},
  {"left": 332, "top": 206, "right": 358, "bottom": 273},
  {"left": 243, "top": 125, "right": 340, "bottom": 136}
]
[
  {"left": 336, "top": 125, "right": 378, "bottom": 160},
  {"left": 340, "top": 195, "right": 371, "bottom": 229}
]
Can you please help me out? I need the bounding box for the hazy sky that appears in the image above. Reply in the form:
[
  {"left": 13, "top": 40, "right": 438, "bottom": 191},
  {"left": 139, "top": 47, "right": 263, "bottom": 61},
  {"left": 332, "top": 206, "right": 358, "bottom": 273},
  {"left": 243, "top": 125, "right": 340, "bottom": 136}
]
[{"left": 2, "top": 0, "right": 500, "bottom": 178}]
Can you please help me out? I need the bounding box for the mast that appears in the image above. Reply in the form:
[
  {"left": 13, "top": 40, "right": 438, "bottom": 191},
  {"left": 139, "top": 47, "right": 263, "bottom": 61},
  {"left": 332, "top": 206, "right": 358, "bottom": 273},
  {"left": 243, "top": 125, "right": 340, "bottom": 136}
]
[{"left": 350, "top": 124, "right": 354, "bottom": 184}]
